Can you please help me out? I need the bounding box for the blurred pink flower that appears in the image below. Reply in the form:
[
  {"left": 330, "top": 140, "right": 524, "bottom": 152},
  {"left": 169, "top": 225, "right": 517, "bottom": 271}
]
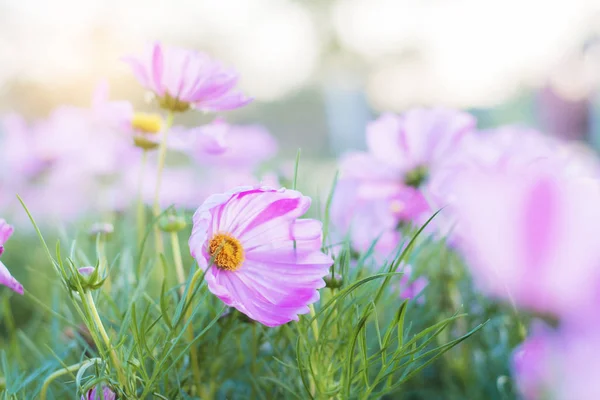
[
  {"left": 188, "top": 122, "right": 278, "bottom": 169},
  {"left": 512, "top": 323, "right": 556, "bottom": 400},
  {"left": 189, "top": 186, "right": 332, "bottom": 326},
  {"left": 362, "top": 109, "right": 476, "bottom": 179},
  {"left": 82, "top": 385, "right": 116, "bottom": 400},
  {"left": 0, "top": 219, "right": 23, "bottom": 295},
  {"left": 396, "top": 263, "right": 428, "bottom": 302},
  {"left": 450, "top": 164, "right": 600, "bottom": 318},
  {"left": 169, "top": 118, "right": 230, "bottom": 156},
  {"left": 332, "top": 108, "right": 474, "bottom": 257},
  {"left": 124, "top": 42, "right": 252, "bottom": 112},
  {"left": 0, "top": 114, "right": 48, "bottom": 179},
  {"left": 36, "top": 106, "right": 137, "bottom": 177},
  {"left": 330, "top": 179, "right": 401, "bottom": 259},
  {"left": 513, "top": 323, "right": 600, "bottom": 400},
  {"left": 0, "top": 219, "right": 14, "bottom": 257},
  {"left": 426, "top": 127, "right": 600, "bottom": 243},
  {"left": 91, "top": 80, "right": 134, "bottom": 131}
]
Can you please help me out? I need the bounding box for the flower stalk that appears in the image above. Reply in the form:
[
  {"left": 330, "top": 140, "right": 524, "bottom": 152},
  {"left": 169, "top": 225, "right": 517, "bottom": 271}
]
[
  {"left": 137, "top": 149, "right": 148, "bottom": 248},
  {"left": 184, "top": 269, "right": 204, "bottom": 392},
  {"left": 84, "top": 290, "right": 127, "bottom": 390},
  {"left": 170, "top": 231, "right": 186, "bottom": 295},
  {"left": 152, "top": 111, "right": 175, "bottom": 257}
]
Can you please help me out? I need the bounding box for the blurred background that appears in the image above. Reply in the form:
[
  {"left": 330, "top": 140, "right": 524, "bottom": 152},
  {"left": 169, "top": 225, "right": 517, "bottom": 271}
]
[{"left": 2, "top": 0, "right": 600, "bottom": 158}]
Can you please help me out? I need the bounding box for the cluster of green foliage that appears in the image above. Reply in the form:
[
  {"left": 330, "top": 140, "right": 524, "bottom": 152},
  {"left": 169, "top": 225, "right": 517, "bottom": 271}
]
[{"left": 0, "top": 174, "right": 524, "bottom": 399}]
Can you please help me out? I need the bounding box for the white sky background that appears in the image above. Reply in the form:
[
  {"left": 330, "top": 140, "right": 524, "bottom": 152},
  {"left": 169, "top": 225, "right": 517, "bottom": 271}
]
[{"left": 0, "top": 0, "right": 599, "bottom": 111}]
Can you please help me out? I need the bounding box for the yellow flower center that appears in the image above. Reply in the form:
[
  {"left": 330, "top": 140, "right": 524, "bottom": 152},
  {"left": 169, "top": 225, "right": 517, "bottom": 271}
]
[
  {"left": 209, "top": 233, "right": 245, "bottom": 271},
  {"left": 131, "top": 112, "right": 163, "bottom": 134}
]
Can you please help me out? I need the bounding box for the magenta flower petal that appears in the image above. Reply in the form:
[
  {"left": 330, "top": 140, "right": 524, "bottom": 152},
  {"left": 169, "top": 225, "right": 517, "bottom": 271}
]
[
  {"left": 0, "top": 260, "right": 23, "bottom": 295},
  {"left": 0, "top": 219, "right": 22, "bottom": 295},
  {"left": 189, "top": 186, "right": 333, "bottom": 326},
  {"left": 82, "top": 385, "right": 116, "bottom": 400},
  {"left": 0, "top": 219, "right": 14, "bottom": 254}
]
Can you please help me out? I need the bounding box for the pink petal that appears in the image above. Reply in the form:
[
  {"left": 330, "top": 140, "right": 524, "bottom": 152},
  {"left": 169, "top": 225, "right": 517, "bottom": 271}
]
[
  {"left": 0, "top": 219, "right": 14, "bottom": 246},
  {"left": 151, "top": 42, "right": 165, "bottom": 96},
  {"left": 0, "top": 260, "right": 23, "bottom": 295}
]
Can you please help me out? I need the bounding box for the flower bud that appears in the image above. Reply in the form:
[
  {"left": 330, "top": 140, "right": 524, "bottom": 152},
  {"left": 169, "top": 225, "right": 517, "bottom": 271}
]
[
  {"left": 324, "top": 273, "right": 343, "bottom": 289},
  {"left": 82, "top": 385, "right": 116, "bottom": 400},
  {"left": 159, "top": 215, "right": 187, "bottom": 233},
  {"left": 68, "top": 266, "right": 106, "bottom": 292},
  {"left": 88, "top": 223, "right": 114, "bottom": 240}
]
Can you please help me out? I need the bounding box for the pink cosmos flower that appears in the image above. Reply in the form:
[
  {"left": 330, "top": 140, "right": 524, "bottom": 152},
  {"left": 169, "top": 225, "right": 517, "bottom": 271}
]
[
  {"left": 124, "top": 42, "right": 252, "bottom": 113},
  {"left": 450, "top": 164, "right": 600, "bottom": 318},
  {"left": 332, "top": 108, "right": 476, "bottom": 257},
  {"left": 188, "top": 186, "right": 333, "bottom": 326},
  {"left": 0, "top": 219, "right": 23, "bottom": 295},
  {"left": 82, "top": 385, "right": 116, "bottom": 400},
  {"left": 340, "top": 109, "right": 475, "bottom": 209}
]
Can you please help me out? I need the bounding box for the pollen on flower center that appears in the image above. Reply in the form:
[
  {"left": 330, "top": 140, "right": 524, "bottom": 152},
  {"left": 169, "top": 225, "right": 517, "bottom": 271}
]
[
  {"left": 209, "top": 233, "right": 245, "bottom": 271},
  {"left": 131, "top": 112, "right": 163, "bottom": 134}
]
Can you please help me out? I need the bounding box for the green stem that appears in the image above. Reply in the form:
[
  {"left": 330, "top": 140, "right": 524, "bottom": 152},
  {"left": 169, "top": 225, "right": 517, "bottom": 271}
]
[
  {"left": 40, "top": 358, "right": 101, "bottom": 400},
  {"left": 152, "top": 111, "right": 175, "bottom": 257},
  {"left": 84, "top": 291, "right": 127, "bottom": 390},
  {"left": 308, "top": 304, "right": 320, "bottom": 397},
  {"left": 170, "top": 231, "right": 186, "bottom": 295},
  {"left": 308, "top": 304, "right": 319, "bottom": 341},
  {"left": 137, "top": 150, "right": 148, "bottom": 248},
  {"left": 184, "top": 269, "right": 204, "bottom": 392},
  {"left": 96, "top": 238, "right": 110, "bottom": 292}
]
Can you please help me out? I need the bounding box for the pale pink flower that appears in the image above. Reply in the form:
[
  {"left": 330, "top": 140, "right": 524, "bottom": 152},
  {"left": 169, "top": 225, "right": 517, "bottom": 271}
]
[
  {"left": 332, "top": 108, "right": 476, "bottom": 256},
  {"left": 450, "top": 165, "right": 600, "bottom": 318},
  {"left": 0, "top": 219, "right": 23, "bottom": 295},
  {"left": 189, "top": 186, "right": 332, "bottom": 326},
  {"left": 124, "top": 42, "right": 251, "bottom": 112},
  {"left": 330, "top": 179, "right": 400, "bottom": 258},
  {"left": 0, "top": 113, "right": 48, "bottom": 179},
  {"left": 91, "top": 80, "right": 134, "bottom": 131},
  {"left": 512, "top": 322, "right": 557, "bottom": 400},
  {"left": 169, "top": 118, "right": 230, "bottom": 156},
  {"left": 426, "top": 127, "right": 600, "bottom": 243},
  {"left": 513, "top": 323, "right": 600, "bottom": 400}
]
